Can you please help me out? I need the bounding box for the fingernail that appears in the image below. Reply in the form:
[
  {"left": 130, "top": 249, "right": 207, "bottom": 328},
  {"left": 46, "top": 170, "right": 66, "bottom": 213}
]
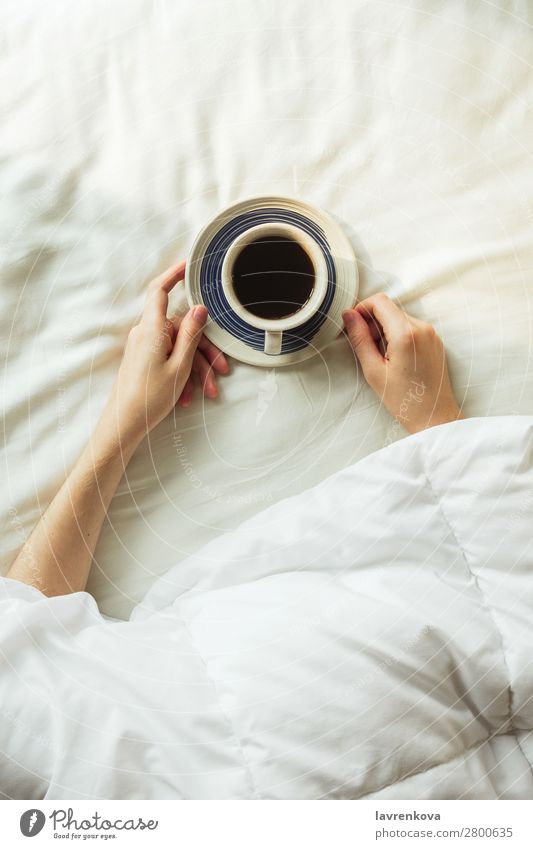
[
  {"left": 193, "top": 305, "right": 208, "bottom": 323},
  {"left": 342, "top": 309, "right": 358, "bottom": 326}
]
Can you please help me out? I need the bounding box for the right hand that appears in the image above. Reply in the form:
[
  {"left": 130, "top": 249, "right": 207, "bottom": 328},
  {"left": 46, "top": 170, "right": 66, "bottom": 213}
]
[
  {"left": 343, "top": 294, "right": 463, "bottom": 434},
  {"left": 106, "top": 261, "right": 229, "bottom": 446}
]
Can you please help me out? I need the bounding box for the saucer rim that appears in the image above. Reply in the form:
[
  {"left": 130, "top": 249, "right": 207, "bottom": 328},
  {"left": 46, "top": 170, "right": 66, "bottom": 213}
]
[{"left": 185, "top": 195, "right": 358, "bottom": 367}]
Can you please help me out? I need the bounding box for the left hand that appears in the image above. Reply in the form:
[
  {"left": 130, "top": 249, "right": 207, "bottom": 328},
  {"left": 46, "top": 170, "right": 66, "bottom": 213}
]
[
  {"left": 106, "top": 261, "right": 229, "bottom": 444},
  {"left": 343, "top": 294, "right": 462, "bottom": 434}
]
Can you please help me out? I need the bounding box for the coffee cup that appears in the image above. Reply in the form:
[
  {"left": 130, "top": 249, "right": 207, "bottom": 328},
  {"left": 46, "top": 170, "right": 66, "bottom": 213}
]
[{"left": 221, "top": 222, "right": 328, "bottom": 355}]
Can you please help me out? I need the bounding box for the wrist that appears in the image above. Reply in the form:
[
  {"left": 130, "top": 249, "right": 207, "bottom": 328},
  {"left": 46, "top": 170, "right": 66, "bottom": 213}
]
[
  {"left": 408, "top": 407, "right": 464, "bottom": 435},
  {"left": 95, "top": 401, "right": 144, "bottom": 465}
]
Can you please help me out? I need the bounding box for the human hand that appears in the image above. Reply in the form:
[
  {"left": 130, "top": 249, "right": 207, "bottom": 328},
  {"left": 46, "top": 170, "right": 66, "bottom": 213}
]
[
  {"left": 105, "top": 261, "right": 229, "bottom": 446},
  {"left": 343, "top": 294, "right": 463, "bottom": 434}
]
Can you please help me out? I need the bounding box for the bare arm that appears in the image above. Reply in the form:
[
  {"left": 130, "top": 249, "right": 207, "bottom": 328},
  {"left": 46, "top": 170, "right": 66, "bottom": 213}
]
[
  {"left": 7, "top": 261, "right": 229, "bottom": 596},
  {"left": 7, "top": 408, "right": 141, "bottom": 596}
]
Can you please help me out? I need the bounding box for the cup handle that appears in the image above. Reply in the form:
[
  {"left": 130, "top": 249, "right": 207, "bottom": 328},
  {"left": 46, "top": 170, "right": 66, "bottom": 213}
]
[{"left": 264, "top": 329, "right": 282, "bottom": 356}]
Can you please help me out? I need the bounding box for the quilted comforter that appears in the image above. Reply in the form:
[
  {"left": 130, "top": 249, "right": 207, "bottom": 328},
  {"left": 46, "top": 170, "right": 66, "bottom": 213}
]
[{"left": 1, "top": 416, "right": 532, "bottom": 799}]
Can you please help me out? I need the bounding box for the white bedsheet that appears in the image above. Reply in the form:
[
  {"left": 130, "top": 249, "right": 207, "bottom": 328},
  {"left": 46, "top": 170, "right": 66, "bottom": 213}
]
[
  {"left": 2, "top": 1, "right": 533, "bottom": 619},
  {"left": 1, "top": 416, "right": 533, "bottom": 800}
]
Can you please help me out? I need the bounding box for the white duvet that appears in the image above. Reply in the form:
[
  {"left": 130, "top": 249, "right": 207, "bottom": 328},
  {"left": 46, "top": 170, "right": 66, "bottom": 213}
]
[
  {"left": 1, "top": 416, "right": 533, "bottom": 800},
  {"left": 2, "top": 0, "right": 533, "bottom": 622}
]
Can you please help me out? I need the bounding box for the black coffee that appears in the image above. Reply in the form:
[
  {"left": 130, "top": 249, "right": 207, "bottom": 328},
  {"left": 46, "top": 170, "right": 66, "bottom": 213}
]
[{"left": 232, "top": 236, "right": 314, "bottom": 320}]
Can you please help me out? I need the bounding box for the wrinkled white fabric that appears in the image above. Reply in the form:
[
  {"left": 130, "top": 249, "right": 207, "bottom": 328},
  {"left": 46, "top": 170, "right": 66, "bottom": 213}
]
[
  {"left": 2, "top": 1, "right": 533, "bottom": 619},
  {"left": 1, "top": 417, "right": 533, "bottom": 799}
]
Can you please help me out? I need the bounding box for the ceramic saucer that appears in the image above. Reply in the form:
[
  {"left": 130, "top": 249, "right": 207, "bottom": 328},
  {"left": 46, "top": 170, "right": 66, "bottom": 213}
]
[{"left": 185, "top": 195, "right": 358, "bottom": 367}]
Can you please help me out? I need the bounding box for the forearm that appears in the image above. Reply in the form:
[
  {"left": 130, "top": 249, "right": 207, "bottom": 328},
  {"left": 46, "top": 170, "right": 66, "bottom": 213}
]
[
  {"left": 6, "top": 262, "right": 224, "bottom": 597},
  {"left": 7, "top": 403, "right": 141, "bottom": 596}
]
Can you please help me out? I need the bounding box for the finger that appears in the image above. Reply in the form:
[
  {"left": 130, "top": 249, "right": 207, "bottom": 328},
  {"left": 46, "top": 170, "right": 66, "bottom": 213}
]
[
  {"left": 178, "top": 376, "right": 195, "bottom": 408},
  {"left": 355, "top": 294, "right": 409, "bottom": 346},
  {"left": 193, "top": 351, "right": 218, "bottom": 399},
  {"left": 142, "top": 261, "right": 187, "bottom": 327},
  {"left": 343, "top": 309, "right": 384, "bottom": 384},
  {"left": 168, "top": 305, "right": 209, "bottom": 378},
  {"left": 149, "top": 260, "right": 186, "bottom": 294},
  {"left": 142, "top": 289, "right": 169, "bottom": 328},
  {"left": 357, "top": 307, "right": 386, "bottom": 348},
  {"left": 198, "top": 340, "right": 230, "bottom": 374},
  {"left": 172, "top": 312, "right": 230, "bottom": 374}
]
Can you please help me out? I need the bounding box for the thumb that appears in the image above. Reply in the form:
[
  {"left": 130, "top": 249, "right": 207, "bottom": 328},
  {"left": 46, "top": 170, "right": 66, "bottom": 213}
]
[
  {"left": 343, "top": 309, "right": 383, "bottom": 385},
  {"left": 168, "top": 305, "right": 208, "bottom": 375}
]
